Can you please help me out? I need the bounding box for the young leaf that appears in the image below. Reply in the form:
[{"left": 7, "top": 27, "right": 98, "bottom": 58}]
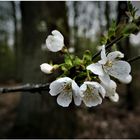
[
  {"left": 64, "top": 55, "right": 73, "bottom": 67},
  {"left": 73, "top": 56, "right": 83, "bottom": 66},
  {"left": 82, "top": 50, "right": 92, "bottom": 64},
  {"left": 123, "top": 23, "right": 139, "bottom": 36},
  {"left": 108, "top": 20, "right": 116, "bottom": 38}
]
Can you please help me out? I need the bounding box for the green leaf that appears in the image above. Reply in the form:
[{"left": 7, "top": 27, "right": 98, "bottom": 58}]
[
  {"left": 127, "top": 1, "right": 138, "bottom": 19},
  {"left": 100, "top": 35, "right": 108, "bottom": 45},
  {"left": 64, "top": 55, "right": 73, "bottom": 67},
  {"left": 128, "top": 1, "right": 133, "bottom": 12},
  {"left": 108, "top": 20, "right": 116, "bottom": 38},
  {"left": 73, "top": 56, "right": 83, "bottom": 66},
  {"left": 122, "top": 23, "right": 138, "bottom": 36},
  {"left": 61, "top": 64, "right": 67, "bottom": 72},
  {"left": 82, "top": 50, "right": 92, "bottom": 64}
]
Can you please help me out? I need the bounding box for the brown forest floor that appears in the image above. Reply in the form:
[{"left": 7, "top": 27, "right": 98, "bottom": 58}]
[{"left": 76, "top": 101, "right": 140, "bottom": 138}]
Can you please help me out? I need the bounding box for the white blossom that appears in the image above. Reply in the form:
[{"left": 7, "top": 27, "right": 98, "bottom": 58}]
[
  {"left": 40, "top": 63, "right": 53, "bottom": 74},
  {"left": 101, "top": 79, "right": 119, "bottom": 102},
  {"left": 80, "top": 81, "right": 106, "bottom": 107},
  {"left": 46, "top": 30, "right": 64, "bottom": 52},
  {"left": 87, "top": 45, "right": 132, "bottom": 84},
  {"left": 49, "top": 77, "right": 81, "bottom": 107}
]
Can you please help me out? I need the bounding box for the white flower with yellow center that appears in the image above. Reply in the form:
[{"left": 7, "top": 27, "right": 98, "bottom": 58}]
[
  {"left": 80, "top": 81, "right": 106, "bottom": 107},
  {"left": 87, "top": 45, "right": 132, "bottom": 84},
  {"left": 101, "top": 79, "right": 119, "bottom": 102},
  {"left": 46, "top": 30, "right": 64, "bottom": 52},
  {"left": 40, "top": 63, "right": 53, "bottom": 74},
  {"left": 49, "top": 77, "right": 81, "bottom": 107}
]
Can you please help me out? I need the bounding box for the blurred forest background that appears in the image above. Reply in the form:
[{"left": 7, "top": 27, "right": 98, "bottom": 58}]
[{"left": 0, "top": 1, "right": 140, "bottom": 138}]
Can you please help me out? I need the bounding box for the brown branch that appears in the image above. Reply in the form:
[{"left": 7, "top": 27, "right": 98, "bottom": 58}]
[
  {"left": 92, "top": 35, "right": 123, "bottom": 60},
  {"left": 92, "top": 15, "right": 140, "bottom": 61},
  {"left": 0, "top": 83, "right": 49, "bottom": 94},
  {"left": 127, "top": 55, "right": 140, "bottom": 63}
]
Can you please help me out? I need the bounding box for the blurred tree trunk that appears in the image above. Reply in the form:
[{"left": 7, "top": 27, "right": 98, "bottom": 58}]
[
  {"left": 105, "top": 1, "right": 110, "bottom": 30},
  {"left": 97, "top": 2, "right": 104, "bottom": 36},
  {"left": 9, "top": 2, "right": 77, "bottom": 138},
  {"left": 11, "top": 2, "right": 17, "bottom": 59},
  {"left": 73, "top": 1, "right": 79, "bottom": 54},
  {"left": 117, "top": 1, "right": 134, "bottom": 110},
  {"left": 11, "top": 1, "right": 21, "bottom": 81},
  {"left": 44, "top": 2, "right": 70, "bottom": 46}
]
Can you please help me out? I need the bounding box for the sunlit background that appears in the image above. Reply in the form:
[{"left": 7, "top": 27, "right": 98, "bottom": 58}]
[{"left": 0, "top": 1, "right": 140, "bottom": 138}]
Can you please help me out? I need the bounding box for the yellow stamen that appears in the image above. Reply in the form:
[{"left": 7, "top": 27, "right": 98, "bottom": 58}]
[
  {"left": 105, "top": 60, "right": 113, "bottom": 67},
  {"left": 63, "top": 83, "right": 72, "bottom": 92}
]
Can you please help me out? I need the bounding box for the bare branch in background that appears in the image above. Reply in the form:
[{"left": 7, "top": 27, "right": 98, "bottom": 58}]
[
  {"left": 92, "top": 35, "right": 123, "bottom": 60},
  {"left": 128, "top": 55, "right": 140, "bottom": 63},
  {"left": 0, "top": 83, "right": 49, "bottom": 94}
]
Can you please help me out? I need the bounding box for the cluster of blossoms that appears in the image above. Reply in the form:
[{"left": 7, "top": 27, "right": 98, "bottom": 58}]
[{"left": 40, "top": 30, "right": 132, "bottom": 107}]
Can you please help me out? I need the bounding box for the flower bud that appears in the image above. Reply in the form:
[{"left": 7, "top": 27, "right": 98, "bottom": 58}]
[
  {"left": 46, "top": 30, "right": 64, "bottom": 52},
  {"left": 40, "top": 63, "right": 53, "bottom": 74}
]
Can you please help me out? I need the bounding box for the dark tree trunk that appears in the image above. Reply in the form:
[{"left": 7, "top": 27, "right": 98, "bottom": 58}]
[
  {"left": 9, "top": 2, "right": 77, "bottom": 138},
  {"left": 11, "top": 1, "right": 20, "bottom": 80}
]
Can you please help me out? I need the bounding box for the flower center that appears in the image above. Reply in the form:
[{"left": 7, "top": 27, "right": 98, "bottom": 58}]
[
  {"left": 105, "top": 60, "right": 113, "bottom": 67},
  {"left": 86, "top": 85, "right": 94, "bottom": 94},
  {"left": 63, "top": 83, "right": 72, "bottom": 92}
]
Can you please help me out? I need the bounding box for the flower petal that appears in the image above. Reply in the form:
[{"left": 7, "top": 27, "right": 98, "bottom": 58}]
[
  {"left": 99, "top": 73, "right": 111, "bottom": 84},
  {"left": 109, "top": 93, "right": 119, "bottom": 102},
  {"left": 101, "top": 79, "right": 119, "bottom": 102},
  {"left": 108, "top": 80, "right": 117, "bottom": 96},
  {"left": 119, "top": 75, "right": 132, "bottom": 84},
  {"left": 98, "top": 85, "right": 106, "bottom": 98},
  {"left": 101, "top": 80, "right": 117, "bottom": 97},
  {"left": 86, "top": 81, "right": 106, "bottom": 98},
  {"left": 57, "top": 91, "right": 72, "bottom": 107},
  {"left": 49, "top": 80, "right": 63, "bottom": 96},
  {"left": 46, "top": 35, "right": 54, "bottom": 51},
  {"left": 105, "top": 60, "right": 131, "bottom": 82},
  {"left": 52, "top": 30, "right": 64, "bottom": 41},
  {"left": 87, "top": 63, "right": 104, "bottom": 76},
  {"left": 46, "top": 30, "right": 64, "bottom": 52},
  {"left": 84, "top": 81, "right": 99, "bottom": 88},
  {"left": 80, "top": 82, "right": 103, "bottom": 107},
  {"left": 99, "top": 45, "right": 107, "bottom": 64},
  {"left": 46, "top": 35, "right": 61, "bottom": 52},
  {"left": 79, "top": 83, "right": 87, "bottom": 97},
  {"left": 56, "top": 77, "right": 72, "bottom": 83},
  {"left": 107, "top": 51, "right": 124, "bottom": 61},
  {"left": 49, "top": 77, "right": 72, "bottom": 96},
  {"left": 73, "top": 92, "right": 82, "bottom": 106},
  {"left": 72, "top": 80, "right": 81, "bottom": 106},
  {"left": 83, "top": 81, "right": 105, "bottom": 96},
  {"left": 82, "top": 91, "right": 102, "bottom": 107}
]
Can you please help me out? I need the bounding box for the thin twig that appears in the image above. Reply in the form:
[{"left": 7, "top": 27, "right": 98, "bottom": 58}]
[
  {"left": 92, "top": 35, "right": 123, "bottom": 60},
  {"left": 127, "top": 55, "right": 140, "bottom": 63},
  {"left": 0, "top": 83, "right": 49, "bottom": 94},
  {"left": 92, "top": 15, "right": 140, "bottom": 60}
]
